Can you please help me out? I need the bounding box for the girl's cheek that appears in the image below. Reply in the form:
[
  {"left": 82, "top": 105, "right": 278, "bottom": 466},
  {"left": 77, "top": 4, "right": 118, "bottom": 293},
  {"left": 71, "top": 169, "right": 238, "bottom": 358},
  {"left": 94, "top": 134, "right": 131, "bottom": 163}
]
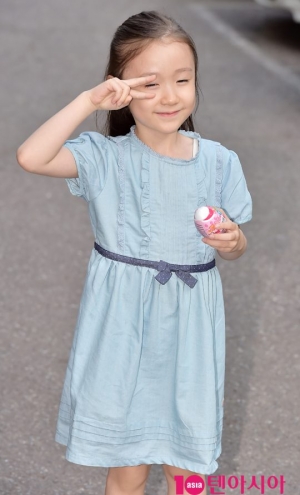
[
  {"left": 131, "top": 99, "right": 152, "bottom": 112},
  {"left": 128, "top": 100, "right": 144, "bottom": 118}
]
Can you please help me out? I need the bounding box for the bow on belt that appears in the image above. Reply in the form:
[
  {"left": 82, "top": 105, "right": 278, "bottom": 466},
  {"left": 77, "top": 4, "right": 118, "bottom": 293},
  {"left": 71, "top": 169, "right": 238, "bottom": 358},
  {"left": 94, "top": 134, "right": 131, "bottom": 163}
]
[
  {"left": 94, "top": 241, "right": 215, "bottom": 289},
  {"left": 155, "top": 260, "right": 199, "bottom": 288}
]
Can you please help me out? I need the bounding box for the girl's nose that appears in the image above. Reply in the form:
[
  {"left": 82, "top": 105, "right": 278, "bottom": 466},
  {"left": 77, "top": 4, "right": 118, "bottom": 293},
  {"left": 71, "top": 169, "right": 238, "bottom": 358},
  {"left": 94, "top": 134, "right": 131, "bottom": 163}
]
[{"left": 160, "top": 85, "right": 179, "bottom": 105}]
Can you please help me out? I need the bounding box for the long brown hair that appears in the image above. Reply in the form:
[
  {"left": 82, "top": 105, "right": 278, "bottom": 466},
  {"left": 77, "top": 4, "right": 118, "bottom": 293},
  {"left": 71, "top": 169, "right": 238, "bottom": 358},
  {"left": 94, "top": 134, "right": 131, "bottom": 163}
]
[{"left": 96, "top": 11, "right": 201, "bottom": 137}]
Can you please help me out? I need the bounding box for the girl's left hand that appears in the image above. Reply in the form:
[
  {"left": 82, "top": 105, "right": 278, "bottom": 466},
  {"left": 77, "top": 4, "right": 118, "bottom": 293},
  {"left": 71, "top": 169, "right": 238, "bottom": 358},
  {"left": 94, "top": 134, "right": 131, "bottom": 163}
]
[{"left": 202, "top": 209, "right": 243, "bottom": 253}]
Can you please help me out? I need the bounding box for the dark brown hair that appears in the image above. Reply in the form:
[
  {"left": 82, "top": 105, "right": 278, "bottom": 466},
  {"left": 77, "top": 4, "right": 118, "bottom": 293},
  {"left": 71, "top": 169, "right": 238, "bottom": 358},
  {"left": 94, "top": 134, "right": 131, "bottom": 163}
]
[{"left": 96, "top": 11, "right": 200, "bottom": 137}]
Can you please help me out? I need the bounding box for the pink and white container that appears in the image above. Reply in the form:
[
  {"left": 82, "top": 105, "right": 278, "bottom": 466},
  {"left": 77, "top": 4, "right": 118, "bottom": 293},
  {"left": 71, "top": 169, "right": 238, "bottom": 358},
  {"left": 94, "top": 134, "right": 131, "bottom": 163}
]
[{"left": 194, "top": 206, "right": 227, "bottom": 237}]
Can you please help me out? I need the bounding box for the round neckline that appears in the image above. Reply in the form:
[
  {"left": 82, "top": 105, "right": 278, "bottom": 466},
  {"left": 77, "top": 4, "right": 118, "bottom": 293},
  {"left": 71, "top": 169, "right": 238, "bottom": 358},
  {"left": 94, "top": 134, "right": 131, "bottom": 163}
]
[{"left": 129, "top": 125, "right": 201, "bottom": 165}]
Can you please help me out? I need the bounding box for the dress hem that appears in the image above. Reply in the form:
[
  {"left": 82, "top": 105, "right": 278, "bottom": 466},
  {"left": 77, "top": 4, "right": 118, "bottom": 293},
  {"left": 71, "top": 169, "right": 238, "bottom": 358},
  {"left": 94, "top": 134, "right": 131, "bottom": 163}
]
[{"left": 55, "top": 431, "right": 221, "bottom": 474}]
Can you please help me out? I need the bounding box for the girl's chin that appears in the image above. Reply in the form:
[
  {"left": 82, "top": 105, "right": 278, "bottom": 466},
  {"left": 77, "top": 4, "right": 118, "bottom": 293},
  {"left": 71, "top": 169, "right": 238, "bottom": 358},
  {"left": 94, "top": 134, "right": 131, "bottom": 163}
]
[{"left": 133, "top": 117, "right": 189, "bottom": 134}]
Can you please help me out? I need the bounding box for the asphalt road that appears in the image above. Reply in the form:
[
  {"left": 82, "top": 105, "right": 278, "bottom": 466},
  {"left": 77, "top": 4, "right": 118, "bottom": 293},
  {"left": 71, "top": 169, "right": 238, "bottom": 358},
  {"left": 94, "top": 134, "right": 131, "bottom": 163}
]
[{"left": 1, "top": 1, "right": 299, "bottom": 494}]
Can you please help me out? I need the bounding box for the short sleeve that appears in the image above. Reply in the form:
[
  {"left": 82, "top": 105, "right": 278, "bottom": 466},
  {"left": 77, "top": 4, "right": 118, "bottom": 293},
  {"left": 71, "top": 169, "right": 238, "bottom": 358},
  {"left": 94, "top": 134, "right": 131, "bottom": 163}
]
[
  {"left": 220, "top": 147, "right": 252, "bottom": 224},
  {"left": 63, "top": 131, "right": 109, "bottom": 202}
]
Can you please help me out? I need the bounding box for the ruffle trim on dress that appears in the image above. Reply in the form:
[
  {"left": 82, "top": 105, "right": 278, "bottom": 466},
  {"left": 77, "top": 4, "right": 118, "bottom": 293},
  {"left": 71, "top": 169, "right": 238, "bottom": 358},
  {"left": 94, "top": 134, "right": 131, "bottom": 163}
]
[
  {"left": 215, "top": 143, "right": 223, "bottom": 208},
  {"left": 116, "top": 140, "right": 126, "bottom": 253},
  {"left": 194, "top": 145, "right": 207, "bottom": 210},
  {"left": 140, "top": 152, "right": 151, "bottom": 259},
  {"left": 194, "top": 149, "right": 210, "bottom": 262}
]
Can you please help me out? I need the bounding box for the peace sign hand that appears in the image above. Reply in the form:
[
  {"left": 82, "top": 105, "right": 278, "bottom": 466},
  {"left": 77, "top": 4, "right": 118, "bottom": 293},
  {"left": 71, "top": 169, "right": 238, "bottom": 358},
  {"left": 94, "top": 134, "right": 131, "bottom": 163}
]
[{"left": 85, "top": 74, "right": 157, "bottom": 111}]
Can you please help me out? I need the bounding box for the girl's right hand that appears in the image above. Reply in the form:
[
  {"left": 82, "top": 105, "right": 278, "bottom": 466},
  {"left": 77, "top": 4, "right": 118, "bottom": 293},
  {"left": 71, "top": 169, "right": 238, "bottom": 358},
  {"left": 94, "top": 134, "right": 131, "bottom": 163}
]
[{"left": 85, "top": 74, "right": 157, "bottom": 111}]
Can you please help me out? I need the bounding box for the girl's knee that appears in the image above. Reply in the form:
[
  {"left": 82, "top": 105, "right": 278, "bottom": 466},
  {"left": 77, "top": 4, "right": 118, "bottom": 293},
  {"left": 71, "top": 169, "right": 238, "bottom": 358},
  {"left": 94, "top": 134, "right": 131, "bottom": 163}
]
[{"left": 106, "top": 464, "right": 152, "bottom": 493}]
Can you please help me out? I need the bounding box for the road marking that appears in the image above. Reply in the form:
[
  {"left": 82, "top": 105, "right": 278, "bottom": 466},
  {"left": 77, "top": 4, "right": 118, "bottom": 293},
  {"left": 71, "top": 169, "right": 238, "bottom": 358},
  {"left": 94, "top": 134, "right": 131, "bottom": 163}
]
[{"left": 189, "top": 4, "right": 300, "bottom": 94}]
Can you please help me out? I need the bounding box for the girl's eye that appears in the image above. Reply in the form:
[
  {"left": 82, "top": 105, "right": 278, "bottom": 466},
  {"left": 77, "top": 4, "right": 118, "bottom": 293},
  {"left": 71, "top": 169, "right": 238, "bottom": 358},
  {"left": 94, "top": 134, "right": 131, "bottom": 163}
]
[{"left": 145, "top": 80, "right": 190, "bottom": 87}]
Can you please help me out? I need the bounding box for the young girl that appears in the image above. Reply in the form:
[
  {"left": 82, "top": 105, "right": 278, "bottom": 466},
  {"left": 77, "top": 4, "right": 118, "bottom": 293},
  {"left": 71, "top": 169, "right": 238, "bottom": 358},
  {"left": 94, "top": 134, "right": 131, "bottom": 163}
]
[{"left": 17, "top": 10, "right": 252, "bottom": 495}]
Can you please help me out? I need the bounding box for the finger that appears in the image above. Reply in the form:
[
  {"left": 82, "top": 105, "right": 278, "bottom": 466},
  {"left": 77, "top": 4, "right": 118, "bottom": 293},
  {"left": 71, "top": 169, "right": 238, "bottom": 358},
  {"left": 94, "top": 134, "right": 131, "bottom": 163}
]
[
  {"left": 108, "top": 78, "right": 132, "bottom": 103},
  {"left": 125, "top": 94, "right": 133, "bottom": 105},
  {"left": 202, "top": 231, "right": 237, "bottom": 242},
  {"left": 214, "top": 221, "right": 234, "bottom": 230},
  {"left": 208, "top": 232, "right": 236, "bottom": 241},
  {"left": 108, "top": 80, "right": 123, "bottom": 104},
  {"left": 111, "top": 95, "right": 133, "bottom": 111},
  {"left": 110, "top": 78, "right": 154, "bottom": 104},
  {"left": 117, "top": 94, "right": 133, "bottom": 108},
  {"left": 114, "top": 81, "right": 130, "bottom": 106},
  {"left": 202, "top": 238, "right": 236, "bottom": 250},
  {"left": 122, "top": 74, "right": 157, "bottom": 87},
  {"left": 114, "top": 83, "right": 131, "bottom": 106}
]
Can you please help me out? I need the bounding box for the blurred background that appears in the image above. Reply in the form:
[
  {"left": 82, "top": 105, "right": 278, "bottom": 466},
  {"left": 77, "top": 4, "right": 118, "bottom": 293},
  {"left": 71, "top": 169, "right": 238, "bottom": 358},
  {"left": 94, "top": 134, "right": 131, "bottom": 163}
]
[{"left": 1, "top": 0, "right": 300, "bottom": 494}]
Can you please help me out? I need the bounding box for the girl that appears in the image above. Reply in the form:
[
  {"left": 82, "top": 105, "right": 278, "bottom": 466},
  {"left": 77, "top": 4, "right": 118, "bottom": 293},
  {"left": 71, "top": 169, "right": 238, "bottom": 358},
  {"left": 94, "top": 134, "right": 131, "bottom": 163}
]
[{"left": 17, "top": 11, "right": 252, "bottom": 495}]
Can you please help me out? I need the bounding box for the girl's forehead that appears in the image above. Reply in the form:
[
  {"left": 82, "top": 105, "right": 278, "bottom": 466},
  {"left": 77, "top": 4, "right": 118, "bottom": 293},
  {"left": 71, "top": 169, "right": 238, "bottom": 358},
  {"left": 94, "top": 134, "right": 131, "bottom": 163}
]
[{"left": 123, "top": 39, "right": 195, "bottom": 77}]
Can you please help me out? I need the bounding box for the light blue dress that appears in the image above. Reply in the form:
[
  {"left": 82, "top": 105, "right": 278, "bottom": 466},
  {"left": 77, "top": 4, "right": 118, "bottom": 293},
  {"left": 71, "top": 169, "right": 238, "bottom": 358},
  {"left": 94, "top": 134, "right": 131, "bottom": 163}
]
[{"left": 55, "top": 125, "right": 252, "bottom": 474}]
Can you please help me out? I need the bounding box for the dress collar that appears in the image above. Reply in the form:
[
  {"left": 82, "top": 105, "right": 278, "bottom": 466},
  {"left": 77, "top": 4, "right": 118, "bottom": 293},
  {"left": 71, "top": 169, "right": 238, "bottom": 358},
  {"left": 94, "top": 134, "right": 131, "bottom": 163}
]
[{"left": 129, "top": 125, "right": 201, "bottom": 165}]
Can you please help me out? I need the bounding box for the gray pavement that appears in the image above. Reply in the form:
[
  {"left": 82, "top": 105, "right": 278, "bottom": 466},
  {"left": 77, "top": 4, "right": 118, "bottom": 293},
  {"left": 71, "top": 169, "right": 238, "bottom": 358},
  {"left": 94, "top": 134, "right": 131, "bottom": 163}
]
[{"left": 1, "top": 1, "right": 299, "bottom": 494}]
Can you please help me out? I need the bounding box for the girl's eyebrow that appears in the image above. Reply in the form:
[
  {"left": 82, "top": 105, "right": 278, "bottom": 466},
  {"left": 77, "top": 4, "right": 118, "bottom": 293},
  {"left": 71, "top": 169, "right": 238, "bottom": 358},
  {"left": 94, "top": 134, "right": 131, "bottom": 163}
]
[{"left": 139, "top": 67, "right": 193, "bottom": 77}]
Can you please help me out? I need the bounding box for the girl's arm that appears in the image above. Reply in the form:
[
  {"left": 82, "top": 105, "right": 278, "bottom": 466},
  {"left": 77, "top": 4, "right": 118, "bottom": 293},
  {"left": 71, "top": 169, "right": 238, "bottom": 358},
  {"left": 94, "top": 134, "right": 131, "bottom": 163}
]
[
  {"left": 16, "top": 75, "right": 156, "bottom": 177},
  {"left": 16, "top": 92, "right": 96, "bottom": 177},
  {"left": 202, "top": 210, "right": 248, "bottom": 261}
]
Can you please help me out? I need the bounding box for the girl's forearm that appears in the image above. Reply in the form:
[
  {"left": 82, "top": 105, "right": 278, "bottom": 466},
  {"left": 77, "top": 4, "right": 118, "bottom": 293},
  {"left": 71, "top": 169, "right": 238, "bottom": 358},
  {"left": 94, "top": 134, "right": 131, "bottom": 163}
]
[{"left": 16, "top": 91, "right": 96, "bottom": 169}]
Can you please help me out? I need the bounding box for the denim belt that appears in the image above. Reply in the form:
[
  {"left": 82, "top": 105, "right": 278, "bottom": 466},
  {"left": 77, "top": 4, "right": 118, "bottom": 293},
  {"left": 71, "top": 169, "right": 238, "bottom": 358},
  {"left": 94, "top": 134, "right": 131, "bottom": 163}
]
[{"left": 94, "top": 242, "right": 215, "bottom": 289}]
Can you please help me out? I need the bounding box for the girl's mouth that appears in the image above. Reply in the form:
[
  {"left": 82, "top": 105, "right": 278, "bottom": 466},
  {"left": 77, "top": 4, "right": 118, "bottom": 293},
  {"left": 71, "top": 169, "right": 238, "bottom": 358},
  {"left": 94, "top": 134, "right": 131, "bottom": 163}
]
[{"left": 156, "top": 111, "right": 180, "bottom": 117}]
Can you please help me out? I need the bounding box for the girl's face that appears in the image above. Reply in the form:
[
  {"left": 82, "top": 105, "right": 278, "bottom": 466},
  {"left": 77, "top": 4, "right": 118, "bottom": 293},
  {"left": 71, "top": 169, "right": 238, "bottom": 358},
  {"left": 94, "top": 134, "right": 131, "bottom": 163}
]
[{"left": 122, "top": 39, "right": 196, "bottom": 135}]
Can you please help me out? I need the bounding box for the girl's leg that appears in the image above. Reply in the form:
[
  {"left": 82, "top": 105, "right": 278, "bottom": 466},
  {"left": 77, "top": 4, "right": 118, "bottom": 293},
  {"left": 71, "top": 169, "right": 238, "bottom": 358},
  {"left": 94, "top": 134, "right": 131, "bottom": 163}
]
[
  {"left": 105, "top": 465, "right": 152, "bottom": 495},
  {"left": 163, "top": 465, "right": 207, "bottom": 495}
]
